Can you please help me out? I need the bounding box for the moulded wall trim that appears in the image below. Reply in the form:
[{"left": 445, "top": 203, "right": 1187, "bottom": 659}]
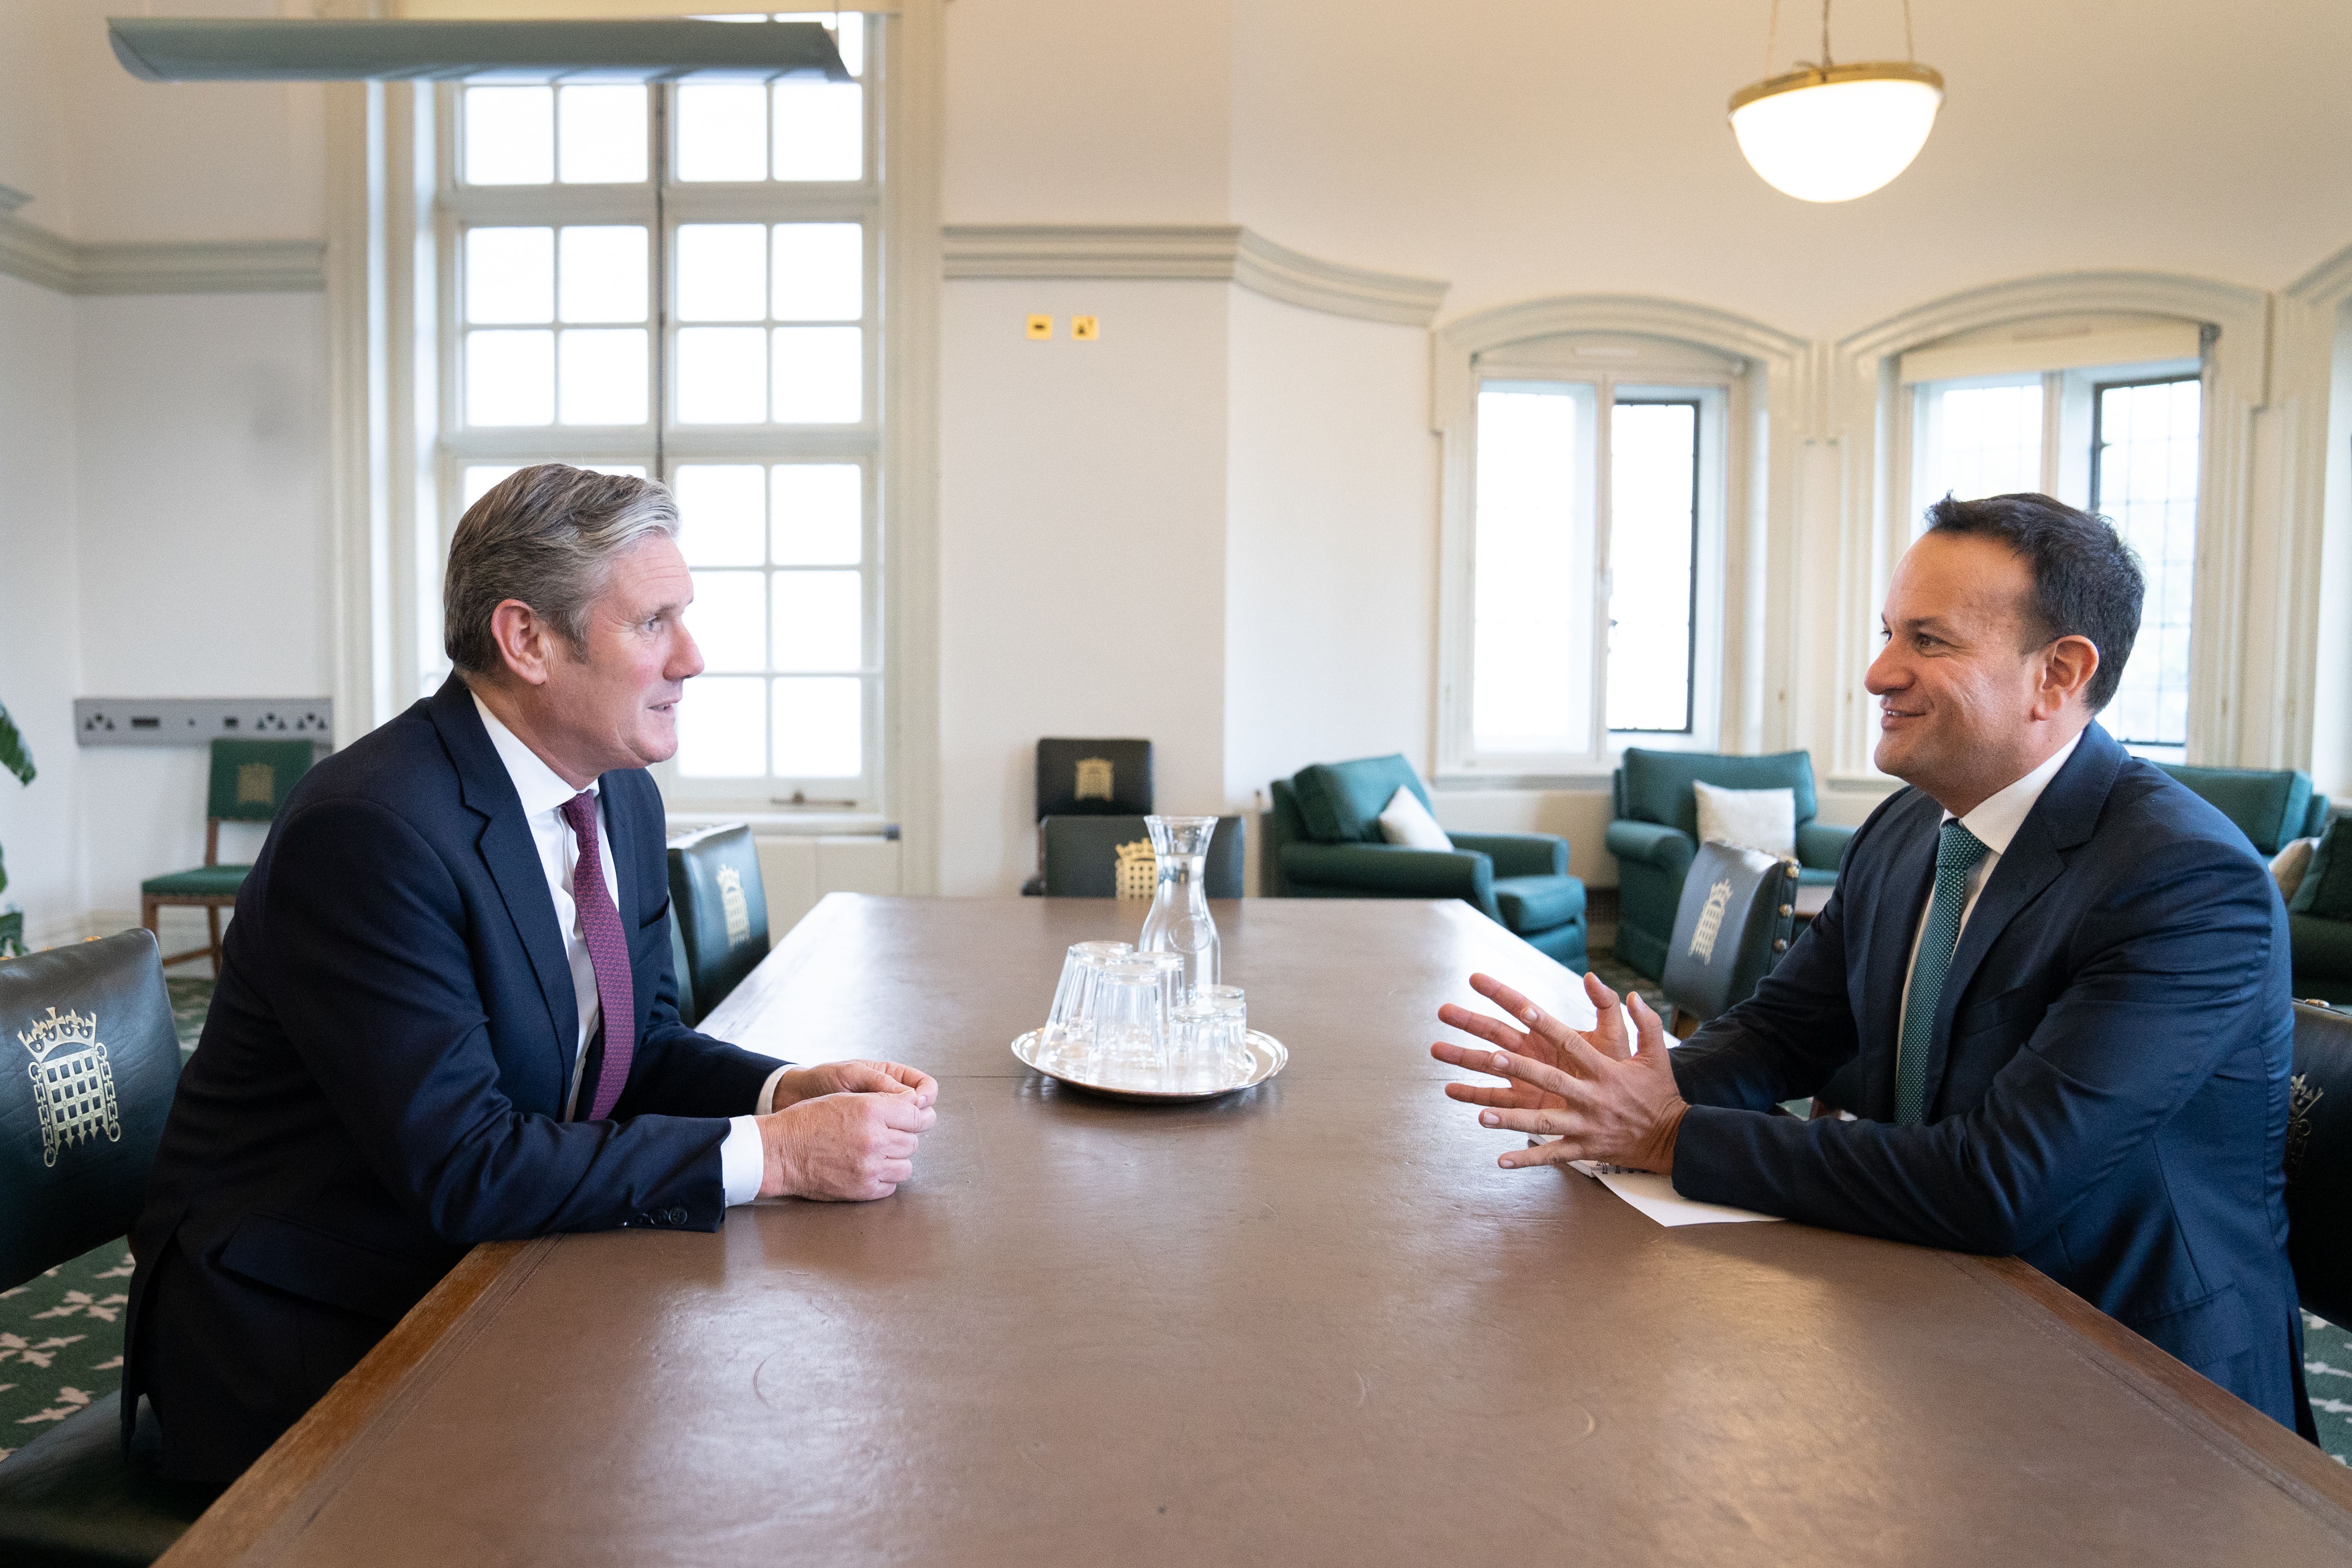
[
  {"left": 940, "top": 223, "right": 1449, "bottom": 327},
  {"left": 0, "top": 205, "right": 325, "bottom": 296}
]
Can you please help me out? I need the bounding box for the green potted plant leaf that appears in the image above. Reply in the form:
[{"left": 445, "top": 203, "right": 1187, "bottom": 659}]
[{"left": 0, "top": 699, "right": 35, "bottom": 957}]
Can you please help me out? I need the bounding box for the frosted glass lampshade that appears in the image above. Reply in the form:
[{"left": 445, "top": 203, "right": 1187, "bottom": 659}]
[{"left": 1728, "top": 62, "right": 1944, "bottom": 203}]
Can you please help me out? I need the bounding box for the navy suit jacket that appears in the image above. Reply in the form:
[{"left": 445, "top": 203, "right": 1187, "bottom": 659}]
[
  {"left": 125, "top": 676, "right": 782, "bottom": 1474},
  {"left": 1670, "top": 722, "right": 2307, "bottom": 1429}
]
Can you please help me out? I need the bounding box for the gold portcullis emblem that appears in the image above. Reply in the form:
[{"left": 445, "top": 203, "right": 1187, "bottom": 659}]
[
  {"left": 1114, "top": 839, "right": 1159, "bottom": 900},
  {"left": 20, "top": 1006, "right": 122, "bottom": 1169},
  {"left": 1074, "top": 757, "right": 1115, "bottom": 803}
]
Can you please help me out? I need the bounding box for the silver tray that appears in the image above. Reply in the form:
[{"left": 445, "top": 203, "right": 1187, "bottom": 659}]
[{"left": 1011, "top": 1029, "right": 1288, "bottom": 1103}]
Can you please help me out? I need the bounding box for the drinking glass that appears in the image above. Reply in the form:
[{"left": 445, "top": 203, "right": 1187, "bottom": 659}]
[
  {"left": 1090, "top": 962, "right": 1169, "bottom": 1087},
  {"left": 1198, "top": 984, "right": 1248, "bottom": 1077},
  {"left": 1043, "top": 940, "right": 1133, "bottom": 1067},
  {"left": 1168, "top": 998, "right": 1222, "bottom": 1093}
]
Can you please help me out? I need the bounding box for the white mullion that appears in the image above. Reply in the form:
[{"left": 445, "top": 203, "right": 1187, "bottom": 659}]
[{"left": 1590, "top": 375, "right": 1617, "bottom": 763}]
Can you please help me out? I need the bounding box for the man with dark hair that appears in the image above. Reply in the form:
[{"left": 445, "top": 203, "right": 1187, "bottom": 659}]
[
  {"left": 1434, "top": 492, "right": 2312, "bottom": 1434},
  {"left": 126, "top": 465, "right": 941, "bottom": 1486}
]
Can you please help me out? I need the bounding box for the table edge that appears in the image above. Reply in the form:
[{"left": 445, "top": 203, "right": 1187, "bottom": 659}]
[
  {"left": 154, "top": 1236, "right": 553, "bottom": 1568},
  {"left": 1959, "top": 1252, "right": 2352, "bottom": 1527}
]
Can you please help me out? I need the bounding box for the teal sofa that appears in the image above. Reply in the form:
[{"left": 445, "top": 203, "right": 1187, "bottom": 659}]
[
  {"left": 1267, "top": 754, "right": 1587, "bottom": 968},
  {"left": 1606, "top": 748, "right": 1850, "bottom": 981},
  {"left": 2154, "top": 763, "right": 2342, "bottom": 1004}
]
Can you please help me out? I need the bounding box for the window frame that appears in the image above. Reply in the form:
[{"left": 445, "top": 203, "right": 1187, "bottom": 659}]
[
  {"left": 1437, "top": 334, "right": 1737, "bottom": 781},
  {"left": 427, "top": 25, "right": 893, "bottom": 815},
  {"left": 1897, "top": 351, "right": 2204, "bottom": 761}
]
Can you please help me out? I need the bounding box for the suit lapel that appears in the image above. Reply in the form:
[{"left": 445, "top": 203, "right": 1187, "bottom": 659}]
[
  {"left": 427, "top": 677, "right": 579, "bottom": 1092},
  {"left": 1860, "top": 798, "right": 1939, "bottom": 1120},
  {"left": 1919, "top": 723, "right": 2124, "bottom": 1115}
]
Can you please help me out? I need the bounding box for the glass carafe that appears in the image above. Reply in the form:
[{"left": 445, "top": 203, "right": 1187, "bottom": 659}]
[{"left": 1137, "top": 814, "right": 1221, "bottom": 1001}]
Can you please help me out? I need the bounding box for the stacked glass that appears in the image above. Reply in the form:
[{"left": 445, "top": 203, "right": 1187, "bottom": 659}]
[{"left": 1041, "top": 942, "right": 1248, "bottom": 1092}]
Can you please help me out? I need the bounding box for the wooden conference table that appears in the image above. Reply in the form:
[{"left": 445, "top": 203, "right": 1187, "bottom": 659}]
[{"left": 162, "top": 897, "right": 2352, "bottom": 1566}]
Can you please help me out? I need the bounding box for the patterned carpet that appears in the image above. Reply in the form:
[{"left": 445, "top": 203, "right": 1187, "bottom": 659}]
[{"left": 5, "top": 975, "right": 2349, "bottom": 1467}]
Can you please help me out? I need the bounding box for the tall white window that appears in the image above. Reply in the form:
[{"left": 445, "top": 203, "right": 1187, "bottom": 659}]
[
  {"left": 1446, "top": 338, "right": 1732, "bottom": 772},
  {"left": 436, "top": 13, "right": 886, "bottom": 809},
  {"left": 1905, "top": 332, "right": 2202, "bottom": 755}
]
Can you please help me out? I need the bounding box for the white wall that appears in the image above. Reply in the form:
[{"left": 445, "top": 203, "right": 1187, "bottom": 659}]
[
  {"left": 69, "top": 293, "right": 333, "bottom": 928},
  {"left": 0, "top": 273, "right": 86, "bottom": 945},
  {"left": 937, "top": 278, "right": 1231, "bottom": 894},
  {"left": 941, "top": 0, "right": 1230, "bottom": 223},
  {"left": 1222, "top": 287, "right": 1436, "bottom": 881},
  {"left": 46, "top": 0, "right": 325, "bottom": 243}
]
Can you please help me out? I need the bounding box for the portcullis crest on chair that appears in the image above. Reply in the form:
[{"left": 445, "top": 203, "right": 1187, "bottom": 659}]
[{"left": 18, "top": 1005, "right": 122, "bottom": 1168}]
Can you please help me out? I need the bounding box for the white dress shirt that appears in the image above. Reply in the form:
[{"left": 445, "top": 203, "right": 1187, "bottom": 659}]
[
  {"left": 1896, "top": 729, "right": 2084, "bottom": 1025},
  {"left": 473, "top": 693, "right": 782, "bottom": 1204}
]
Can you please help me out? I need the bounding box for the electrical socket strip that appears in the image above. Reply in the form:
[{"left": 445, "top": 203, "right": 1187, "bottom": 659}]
[{"left": 75, "top": 698, "right": 333, "bottom": 748}]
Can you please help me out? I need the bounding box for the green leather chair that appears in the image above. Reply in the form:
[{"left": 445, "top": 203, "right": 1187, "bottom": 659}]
[
  {"left": 666, "top": 824, "right": 769, "bottom": 1027},
  {"left": 1606, "top": 748, "right": 1850, "bottom": 981},
  {"left": 0, "top": 931, "right": 211, "bottom": 1564},
  {"left": 2284, "top": 999, "right": 2352, "bottom": 1325},
  {"left": 1659, "top": 842, "right": 1799, "bottom": 1036},
  {"left": 2154, "top": 764, "right": 2340, "bottom": 1003},
  {"left": 139, "top": 739, "right": 317, "bottom": 976},
  {"left": 2154, "top": 763, "right": 2329, "bottom": 856},
  {"left": 1267, "top": 755, "right": 1586, "bottom": 968}
]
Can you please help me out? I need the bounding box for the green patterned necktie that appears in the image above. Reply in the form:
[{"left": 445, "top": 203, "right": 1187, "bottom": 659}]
[{"left": 1896, "top": 819, "right": 1991, "bottom": 1126}]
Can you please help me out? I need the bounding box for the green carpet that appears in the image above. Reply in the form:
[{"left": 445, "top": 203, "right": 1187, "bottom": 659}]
[{"left": 5, "top": 976, "right": 2348, "bottom": 1467}]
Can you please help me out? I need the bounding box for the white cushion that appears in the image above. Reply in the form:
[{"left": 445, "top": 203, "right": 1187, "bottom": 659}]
[
  {"left": 1377, "top": 785, "right": 1453, "bottom": 851},
  {"left": 1692, "top": 781, "right": 1797, "bottom": 858},
  {"left": 2273, "top": 836, "right": 2322, "bottom": 902}
]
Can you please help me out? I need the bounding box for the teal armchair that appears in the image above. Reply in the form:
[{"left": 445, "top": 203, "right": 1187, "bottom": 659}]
[
  {"left": 1268, "top": 754, "right": 1587, "bottom": 968},
  {"left": 2154, "top": 763, "right": 2339, "bottom": 1003},
  {"left": 1606, "top": 748, "right": 1849, "bottom": 981}
]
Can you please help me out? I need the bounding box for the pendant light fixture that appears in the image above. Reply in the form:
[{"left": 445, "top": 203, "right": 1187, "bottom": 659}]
[{"left": 1728, "top": 1, "right": 1943, "bottom": 203}]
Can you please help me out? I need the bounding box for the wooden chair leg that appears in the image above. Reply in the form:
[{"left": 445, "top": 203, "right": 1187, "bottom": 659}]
[{"left": 206, "top": 905, "right": 223, "bottom": 978}]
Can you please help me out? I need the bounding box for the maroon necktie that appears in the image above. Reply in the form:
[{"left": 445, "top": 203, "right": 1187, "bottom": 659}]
[{"left": 558, "top": 791, "right": 635, "bottom": 1121}]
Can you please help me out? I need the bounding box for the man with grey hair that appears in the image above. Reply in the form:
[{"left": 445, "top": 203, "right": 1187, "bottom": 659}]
[{"left": 124, "top": 464, "right": 938, "bottom": 1488}]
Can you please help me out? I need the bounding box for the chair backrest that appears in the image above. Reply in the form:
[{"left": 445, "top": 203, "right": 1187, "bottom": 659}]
[
  {"left": 1036, "top": 738, "right": 1153, "bottom": 820},
  {"left": 666, "top": 825, "right": 770, "bottom": 1024},
  {"left": 0, "top": 930, "right": 182, "bottom": 1291},
  {"left": 2286, "top": 1000, "right": 2352, "bottom": 1326},
  {"left": 1041, "top": 815, "right": 1245, "bottom": 898},
  {"left": 205, "top": 738, "right": 319, "bottom": 825},
  {"left": 1617, "top": 749, "right": 1819, "bottom": 838},
  {"left": 1288, "top": 754, "right": 1429, "bottom": 844},
  {"left": 1660, "top": 841, "right": 1797, "bottom": 1031},
  {"left": 2156, "top": 762, "right": 2316, "bottom": 856},
  {"left": 667, "top": 911, "right": 699, "bottom": 1028}
]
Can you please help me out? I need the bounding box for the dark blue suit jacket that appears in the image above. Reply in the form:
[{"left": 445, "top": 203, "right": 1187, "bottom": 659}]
[
  {"left": 1670, "top": 722, "right": 2307, "bottom": 1429},
  {"left": 125, "top": 676, "right": 782, "bottom": 1479}
]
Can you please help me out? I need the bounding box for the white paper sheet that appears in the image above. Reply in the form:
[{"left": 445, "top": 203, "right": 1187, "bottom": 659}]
[{"left": 1568, "top": 1160, "right": 1784, "bottom": 1227}]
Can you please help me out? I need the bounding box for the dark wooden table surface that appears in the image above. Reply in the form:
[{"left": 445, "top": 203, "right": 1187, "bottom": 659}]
[{"left": 160, "top": 896, "right": 2352, "bottom": 1566}]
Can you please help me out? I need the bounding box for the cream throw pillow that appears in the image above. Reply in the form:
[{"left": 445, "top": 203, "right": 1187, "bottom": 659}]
[
  {"left": 1377, "top": 786, "right": 1453, "bottom": 850},
  {"left": 1692, "top": 781, "right": 1797, "bottom": 858},
  {"left": 2272, "top": 836, "right": 2321, "bottom": 903}
]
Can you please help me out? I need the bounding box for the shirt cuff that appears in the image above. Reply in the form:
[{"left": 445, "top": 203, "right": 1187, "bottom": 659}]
[
  {"left": 756, "top": 1064, "right": 791, "bottom": 1114},
  {"left": 719, "top": 1115, "right": 764, "bottom": 1207}
]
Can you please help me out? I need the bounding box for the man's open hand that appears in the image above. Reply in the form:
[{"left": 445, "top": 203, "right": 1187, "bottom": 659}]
[
  {"left": 1431, "top": 971, "right": 1689, "bottom": 1175},
  {"left": 758, "top": 1082, "right": 937, "bottom": 1202}
]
